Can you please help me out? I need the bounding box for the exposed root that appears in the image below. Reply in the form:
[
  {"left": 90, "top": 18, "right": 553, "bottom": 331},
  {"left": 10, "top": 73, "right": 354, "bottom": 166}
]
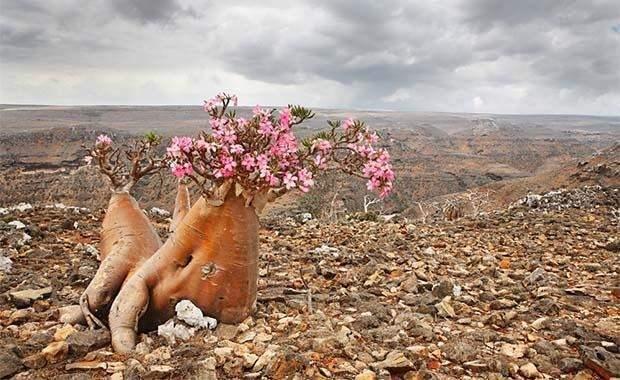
[{"left": 80, "top": 293, "right": 106, "bottom": 329}]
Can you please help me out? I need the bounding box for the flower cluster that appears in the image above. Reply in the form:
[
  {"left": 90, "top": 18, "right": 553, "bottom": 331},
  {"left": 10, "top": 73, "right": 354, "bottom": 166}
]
[
  {"left": 96, "top": 134, "right": 112, "bottom": 148},
  {"left": 167, "top": 94, "right": 394, "bottom": 200}
]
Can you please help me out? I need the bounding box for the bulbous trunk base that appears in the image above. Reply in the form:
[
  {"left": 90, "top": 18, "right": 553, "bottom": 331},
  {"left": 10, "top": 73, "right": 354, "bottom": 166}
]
[{"left": 109, "top": 191, "right": 259, "bottom": 353}]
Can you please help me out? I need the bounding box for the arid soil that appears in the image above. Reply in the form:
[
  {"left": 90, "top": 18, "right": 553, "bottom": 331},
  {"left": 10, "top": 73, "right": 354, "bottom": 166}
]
[{"left": 1, "top": 185, "right": 618, "bottom": 379}]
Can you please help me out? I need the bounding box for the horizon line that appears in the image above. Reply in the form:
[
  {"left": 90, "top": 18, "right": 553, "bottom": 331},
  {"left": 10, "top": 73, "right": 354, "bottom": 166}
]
[{"left": 1, "top": 103, "right": 619, "bottom": 119}]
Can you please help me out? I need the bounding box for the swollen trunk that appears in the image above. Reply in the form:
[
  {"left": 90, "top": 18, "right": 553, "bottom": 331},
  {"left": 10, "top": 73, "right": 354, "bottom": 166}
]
[{"left": 110, "top": 190, "right": 259, "bottom": 349}]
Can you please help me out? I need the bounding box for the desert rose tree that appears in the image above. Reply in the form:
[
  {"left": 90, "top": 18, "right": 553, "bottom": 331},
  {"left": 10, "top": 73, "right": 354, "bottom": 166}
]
[
  {"left": 59, "top": 134, "right": 190, "bottom": 328},
  {"left": 108, "top": 93, "right": 394, "bottom": 352}
]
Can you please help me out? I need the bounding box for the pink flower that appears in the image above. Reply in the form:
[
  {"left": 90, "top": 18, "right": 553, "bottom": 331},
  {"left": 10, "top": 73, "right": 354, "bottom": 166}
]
[
  {"left": 342, "top": 118, "right": 355, "bottom": 132},
  {"left": 230, "top": 144, "right": 245, "bottom": 154},
  {"left": 362, "top": 149, "right": 394, "bottom": 198},
  {"left": 194, "top": 138, "right": 217, "bottom": 153},
  {"left": 215, "top": 153, "right": 237, "bottom": 178},
  {"left": 297, "top": 168, "right": 314, "bottom": 192},
  {"left": 348, "top": 142, "right": 375, "bottom": 158},
  {"left": 241, "top": 154, "right": 256, "bottom": 170},
  {"left": 258, "top": 119, "right": 274, "bottom": 136},
  {"left": 253, "top": 105, "right": 267, "bottom": 117},
  {"left": 314, "top": 154, "right": 328, "bottom": 169},
  {"left": 365, "top": 131, "right": 379, "bottom": 144},
  {"left": 203, "top": 99, "right": 216, "bottom": 113},
  {"left": 171, "top": 162, "right": 193, "bottom": 178},
  {"left": 279, "top": 107, "right": 292, "bottom": 130},
  {"left": 215, "top": 125, "right": 237, "bottom": 145},
  {"left": 312, "top": 138, "right": 332, "bottom": 153},
  {"left": 96, "top": 134, "right": 112, "bottom": 147},
  {"left": 237, "top": 118, "right": 249, "bottom": 128},
  {"left": 267, "top": 174, "right": 280, "bottom": 186},
  {"left": 167, "top": 136, "right": 193, "bottom": 158},
  {"left": 172, "top": 93, "right": 394, "bottom": 200},
  {"left": 282, "top": 172, "right": 298, "bottom": 190},
  {"left": 256, "top": 154, "right": 269, "bottom": 170}
]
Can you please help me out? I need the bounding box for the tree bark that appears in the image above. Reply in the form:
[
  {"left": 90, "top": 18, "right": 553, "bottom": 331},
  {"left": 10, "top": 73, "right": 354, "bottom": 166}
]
[{"left": 109, "top": 190, "right": 259, "bottom": 353}]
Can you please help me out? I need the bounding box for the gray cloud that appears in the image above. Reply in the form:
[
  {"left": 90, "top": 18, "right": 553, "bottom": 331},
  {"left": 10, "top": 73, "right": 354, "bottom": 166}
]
[
  {"left": 109, "top": 0, "right": 199, "bottom": 25},
  {"left": 0, "top": 0, "right": 618, "bottom": 115}
]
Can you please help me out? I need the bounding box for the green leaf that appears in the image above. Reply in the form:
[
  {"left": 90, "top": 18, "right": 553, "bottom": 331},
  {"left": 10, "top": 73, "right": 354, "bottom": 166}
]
[{"left": 143, "top": 131, "right": 161, "bottom": 144}]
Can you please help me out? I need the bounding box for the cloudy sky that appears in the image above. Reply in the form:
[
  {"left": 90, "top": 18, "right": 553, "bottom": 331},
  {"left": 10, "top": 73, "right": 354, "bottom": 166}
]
[{"left": 1, "top": 0, "right": 619, "bottom": 115}]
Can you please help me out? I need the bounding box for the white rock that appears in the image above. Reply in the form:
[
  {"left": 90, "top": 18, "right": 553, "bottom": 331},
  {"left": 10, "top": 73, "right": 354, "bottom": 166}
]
[
  {"left": 11, "top": 203, "right": 33, "bottom": 212},
  {"left": 310, "top": 244, "right": 340, "bottom": 257},
  {"left": 531, "top": 317, "right": 549, "bottom": 330},
  {"left": 0, "top": 208, "right": 8, "bottom": 216},
  {"left": 84, "top": 244, "right": 100, "bottom": 260},
  {"left": 150, "top": 207, "right": 171, "bottom": 217},
  {"left": 299, "top": 212, "right": 313, "bottom": 223},
  {"left": 452, "top": 284, "right": 462, "bottom": 297},
  {"left": 435, "top": 296, "right": 456, "bottom": 318},
  {"left": 0, "top": 255, "right": 13, "bottom": 273},
  {"left": 8, "top": 221, "right": 26, "bottom": 229},
  {"left": 252, "top": 346, "right": 279, "bottom": 371},
  {"left": 500, "top": 343, "right": 527, "bottom": 359},
  {"left": 19, "top": 233, "right": 32, "bottom": 245},
  {"left": 423, "top": 247, "right": 436, "bottom": 255},
  {"left": 175, "top": 300, "right": 217, "bottom": 329},
  {"left": 157, "top": 319, "right": 195, "bottom": 344}
]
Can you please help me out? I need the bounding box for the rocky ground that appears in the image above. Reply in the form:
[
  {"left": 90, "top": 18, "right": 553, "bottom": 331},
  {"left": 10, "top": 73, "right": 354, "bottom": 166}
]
[{"left": 0, "top": 186, "right": 619, "bottom": 379}]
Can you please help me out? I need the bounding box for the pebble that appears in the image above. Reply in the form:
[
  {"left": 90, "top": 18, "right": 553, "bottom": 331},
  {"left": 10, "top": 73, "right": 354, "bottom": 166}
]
[{"left": 519, "top": 363, "right": 540, "bottom": 378}]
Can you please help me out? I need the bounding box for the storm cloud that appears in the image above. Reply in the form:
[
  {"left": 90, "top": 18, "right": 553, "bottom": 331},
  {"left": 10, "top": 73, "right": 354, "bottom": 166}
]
[{"left": 0, "top": 0, "right": 618, "bottom": 114}]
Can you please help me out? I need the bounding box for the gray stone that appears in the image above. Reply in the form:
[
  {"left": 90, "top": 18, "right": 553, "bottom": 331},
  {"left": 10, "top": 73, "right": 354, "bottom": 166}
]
[
  {"left": 66, "top": 329, "right": 111, "bottom": 356},
  {"left": 372, "top": 351, "right": 414, "bottom": 371},
  {"left": 9, "top": 287, "right": 52, "bottom": 308},
  {"left": 0, "top": 350, "right": 23, "bottom": 379},
  {"left": 559, "top": 358, "right": 583, "bottom": 373}
]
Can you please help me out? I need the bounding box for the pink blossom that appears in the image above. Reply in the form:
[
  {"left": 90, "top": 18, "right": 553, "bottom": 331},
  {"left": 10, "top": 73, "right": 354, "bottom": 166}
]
[
  {"left": 297, "top": 168, "right": 314, "bottom": 192},
  {"left": 253, "top": 105, "right": 267, "bottom": 117},
  {"left": 171, "top": 162, "right": 193, "bottom": 178},
  {"left": 267, "top": 174, "right": 280, "bottom": 186},
  {"left": 279, "top": 107, "right": 292, "bottom": 130},
  {"left": 96, "top": 134, "right": 112, "bottom": 147},
  {"left": 241, "top": 154, "right": 256, "bottom": 170},
  {"left": 282, "top": 172, "right": 298, "bottom": 190},
  {"left": 167, "top": 136, "right": 193, "bottom": 159},
  {"left": 314, "top": 154, "right": 328, "bottom": 169},
  {"left": 194, "top": 138, "right": 217, "bottom": 153},
  {"left": 214, "top": 125, "right": 237, "bottom": 145},
  {"left": 256, "top": 154, "right": 269, "bottom": 170},
  {"left": 171, "top": 93, "right": 394, "bottom": 199},
  {"left": 230, "top": 144, "right": 245, "bottom": 154},
  {"left": 348, "top": 142, "right": 375, "bottom": 158},
  {"left": 203, "top": 99, "right": 216, "bottom": 112},
  {"left": 342, "top": 118, "right": 355, "bottom": 132},
  {"left": 312, "top": 138, "right": 332, "bottom": 153},
  {"left": 362, "top": 149, "right": 394, "bottom": 198},
  {"left": 209, "top": 117, "right": 221, "bottom": 130},
  {"left": 215, "top": 153, "right": 237, "bottom": 178},
  {"left": 237, "top": 118, "right": 249, "bottom": 128},
  {"left": 366, "top": 131, "right": 379, "bottom": 144},
  {"left": 258, "top": 119, "right": 274, "bottom": 136}
]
